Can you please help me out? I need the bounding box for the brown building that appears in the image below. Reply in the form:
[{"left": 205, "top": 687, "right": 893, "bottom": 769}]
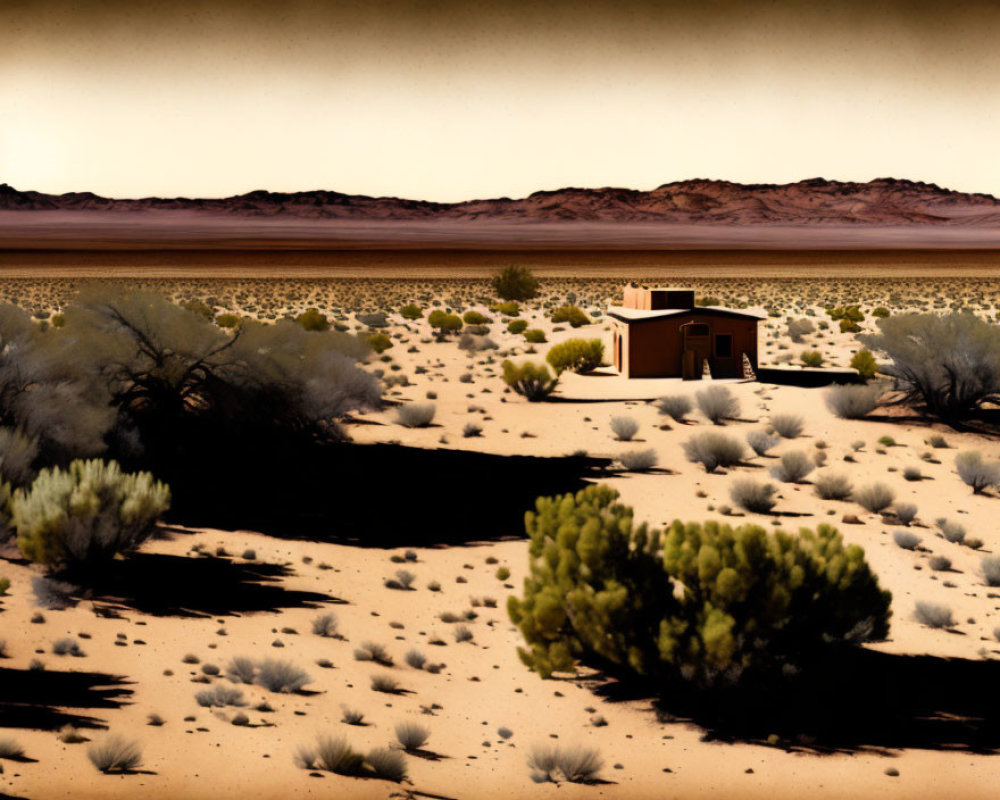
[{"left": 608, "top": 286, "right": 762, "bottom": 379}]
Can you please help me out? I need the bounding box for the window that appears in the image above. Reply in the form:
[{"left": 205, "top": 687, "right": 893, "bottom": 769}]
[
  {"left": 682, "top": 323, "right": 710, "bottom": 337},
  {"left": 715, "top": 334, "right": 733, "bottom": 358}
]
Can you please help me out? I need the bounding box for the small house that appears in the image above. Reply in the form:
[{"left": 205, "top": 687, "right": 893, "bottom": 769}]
[{"left": 608, "top": 285, "right": 762, "bottom": 379}]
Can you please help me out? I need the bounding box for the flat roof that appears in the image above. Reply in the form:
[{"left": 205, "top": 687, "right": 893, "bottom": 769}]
[{"left": 607, "top": 305, "right": 766, "bottom": 322}]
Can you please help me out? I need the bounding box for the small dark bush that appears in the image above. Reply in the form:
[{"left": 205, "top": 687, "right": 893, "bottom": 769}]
[
  {"left": 87, "top": 735, "right": 142, "bottom": 773},
  {"left": 729, "top": 479, "right": 777, "bottom": 513}
]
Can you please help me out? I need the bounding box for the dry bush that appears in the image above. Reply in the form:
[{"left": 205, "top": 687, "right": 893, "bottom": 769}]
[
  {"left": 729, "top": 479, "right": 777, "bottom": 513},
  {"left": 683, "top": 431, "right": 745, "bottom": 473}
]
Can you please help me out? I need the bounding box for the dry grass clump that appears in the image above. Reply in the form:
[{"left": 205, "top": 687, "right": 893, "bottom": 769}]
[
  {"left": 0, "top": 738, "right": 25, "bottom": 759},
  {"left": 981, "top": 556, "right": 1000, "bottom": 587},
  {"left": 928, "top": 555, "right": 951, "bottom": 571},
  {"left": 852, "top": 483, "right": 895, "bottom": 513},
  {"left": 311, "top": 613, "right": 338, "bottom": 638},
  {"left": 365, "top": 747, "right": 408, "bottom": 782},
  {"left": 825, "top": 384, "right": 881, "bottom": 419},
  {"left": 87, "top": 735, "right": 142, "bottom": 773},
  {"left": 695, "top": 385, "right": 740, "bottom": 424},
  {"left": 914, "top": 601, "right": 954, "bottom": 629},
  {"left": 769, "top": 451, "right": 814, "bottom": 483},
  {"left": 354, "top": 642, "right": 393, "bottom": 666},
  {"left": 609, "top": 416, "right": 639, "bottom": 441},
  {"left": 729, "top": 479, "right": 777, "bottom": 514},
  {"left": 394, "top": 721, "right": 430, "bottom": 751},
  {"left": 955, "top": 451, "right": 1000, "bottom": 494},
  {"left": 893, "top": 531, "right": 920, "bottom": 550},
  {"left": 769, "top": 413, "right": 804, "bottom": 439},
  {"left": 937, "top": 518, "right": 967, "bottom": 544},
  {"left": 195, "top": 685, "right": 247, "bottom": 708},
  {"left": 617, "top": 448, "right": 657, "bottom": 472},
  {"left": 813, "top": 472, "right": 853, "bottom": 500},
  {"left": 746, "top": 430, "right": 780, "bottom": 457},
  {"left": 528, "top": 743, "right": 604, "bottom": 784},
  {"left": 371, "top": 673, "right": 403, "bottom": 694},
  {"left": 683, "top": 431, "right": 745, "bottom": 473},
  {"left": 894, "top": 503, "right": 918, "bottom": 526},
  {"left": 396, "top": 403, "right": 436, "bottom": 428},
  {"left": 656, "top": 395, "right": 692, "bottom": 422}
]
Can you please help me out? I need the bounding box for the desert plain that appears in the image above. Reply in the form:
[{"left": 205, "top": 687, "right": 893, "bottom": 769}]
[{"left": 1, "top": 268, "right": 1000, "bottom": 800}]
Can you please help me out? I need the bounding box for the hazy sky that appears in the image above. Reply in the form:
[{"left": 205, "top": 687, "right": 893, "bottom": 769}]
[{"left": 2, "top": 0, "right": 999, "bottom": 201}]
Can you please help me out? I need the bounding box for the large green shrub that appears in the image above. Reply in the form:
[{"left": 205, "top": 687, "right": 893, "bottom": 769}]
[
  {"left": 492, "top": 266, "right": 539, "bottom": 301},
  {"left": 14, "top": 459, "right": 170, "bottom": 570},
  {"left": 509, "top": 485, "right": 891, "bottom": 686},
  {"left": 296, "top": 308, "right": 330, "bottom": 332},
  {"left": 399, "top": 304, "right": 423, "bottom": 320},
  {"left": 427, "top": 310, "right": 463, "bottom": 335},
  {"left": 849, "top": 349, "right": 878, "bottom": 379},
  {"left": 501, "top": 360, "right": 558, "bottom": 401},
  {"left": 546, "top": 339, "right": 604, "bottom": 374}
]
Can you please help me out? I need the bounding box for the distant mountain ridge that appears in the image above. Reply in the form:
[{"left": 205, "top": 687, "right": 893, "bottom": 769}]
[{"left": 4, "top": 177, "right": 1000, "bottom": 226}]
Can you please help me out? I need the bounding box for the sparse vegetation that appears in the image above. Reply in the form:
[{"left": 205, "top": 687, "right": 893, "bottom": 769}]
[
  {"left": 87, "top": 735, "right": 142, "bottom": 773},
  {"left": 683, "top": 431, "right": 745, "bottom": 472},
  {"left": 729, "top": 479, "right": 777, "bottom": 513}
]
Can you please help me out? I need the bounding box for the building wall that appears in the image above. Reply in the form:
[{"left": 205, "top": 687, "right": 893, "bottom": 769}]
[{"left": 623, "top": 313, "right": 758, "bottom": 378}]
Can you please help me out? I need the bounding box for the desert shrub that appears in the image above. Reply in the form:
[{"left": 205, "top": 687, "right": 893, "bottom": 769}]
[
  {"left": 58, "top": 724, "right": 88, "bottom": 743},
  {"left": 496, "top": 566, "right": 511, "bottom": 580},
  {"left": 0, "top": 428, "right": 39, "bottom": 486},
  {"left": 87, "top": 735, "right": 142, "bottom": 773},
  {"left": 462, "top": 422, "right": 482, "bottom": 438},
  {"left": 893, "top": 531, "right": 920, "bottom": 550},
  {"left": 454, "top": 624, "right": 474, "bottom": 642},
  {"left": 215, "top": 313, "right": 241, "bottom": 329},
  {"left": 695, "top": 385, "right": 739, "bottom": 424},
  {"left": 894, "top": 503, "right": 918, "bottom": 526},
  {"left": 341, "top": 706, "right": 365, "bottom": 725},
  {"left": 226, "top": 656, "right": 256, "bottom": 684},
  {"left": 313, "top": 735, "right": 364, "bottom": 775},
  {"left": 523, "top": 329, "right": 547, "bottom": 343},
  {"left": 508, "top": 485, "right": 891, "bottom": 685},
  {"left": 312, "top": 613, "right": 338, "bottom": 638},
  {"left": 13, "top": 460, "right": 170, "bottom": 570},
  {"left": 839, "top": 318, "right": 861, "bottom": 334},
  {"left": 493, "top": 300, "right": 521, "bottom": 317},
  {"left": 859, "top": 311, "right": 1000, "bottom": 419},
  {"left": 365, "top": 747, "right": 408, "bottom": 782},
  {"left": 914, "top": 601, "right": 953, "bottom": 629},
  {"left": 618, "top": 449, "right": 657, "bottom": 472},
  {"left": 873, "top": 307, "right": 890, "bottom": 318},
  {"left": 852, "top": 483, "right": 895, "bottom": 513},
  {"left": 427, "top": 310, "right": 463, "bottom": 335},
  {"left": 928, "top": 555, "right": 951, "bottom": 571},
  {"left": 609, "top": 416, "right": 639, "bottom": 441},
  {"left": 0, "top": 577, "right": 8, "bottom": 596},
  {"left": 0, "top": 738, "right": 24, "bottom": 758},
  {"left": 52, "top": 637, "right": 84, "bottom": 657},
  {"left": 546, "top": 339, "right": 604, "bottom": 374},
  {"left": 255, "top": 659, "right": 311, "bottom": 693},
  {"left": 371, "top": 674, "right": 402, "bottom": 693},
  {"left": 404, "top": 649, "right": 427, "bottom": 670},
  {"left": 927, "top": 434, "right": 949, "bottom": 448},
  {"left": 769, "top": 414, "right": 804, "bottom": 439},
  {"left": 813, "top": 472, "right": 853, "bottom": 500},
  {"left": 850, "top": 349, "right": 878, "bottom": 379},
  {"left": 395, "top": 721, "right": 430, "bottom": 751},
  {"left": 729, "top": 479, "right": 777, "bottom": 513},
  {"left": 937, "top": 519, "right": 967, "bottom": 544},
  {"left": 366, "top": 332, "right": 393, "bottom": 354},
  {"left": 32, "top": 576, "right": 75, "bottom": 609},
  {"left": 296, "top": 308, "right": 330, "bottom": 332},
  {"left": 551, "top": 305, "right": 590, "bottom": 328},
  {"left": 400, "top": 304, "right": 423, "bottom": 320},
  {"left": 501, "top": 360, "right": 558, "bottom": 401},
  {"left": 492, "top": 266, "right": 539, "bottom": 301},
  {"left": 655, "top": 395, "right": 692, "bottom": 422},
  {"left": 981, "top": 556, "right": 1000, "bottom": 587},
  {"left": 902, "top": 466, "right": 922, "bottom": 481},
  {"left": 745, "top": 430, "right": 779, "bottom": 457},
  {"left": 462, "top": 311, "right": 489, "bottom": 325},
  {"left": 354, "top": 642, "right": 393, "bottom": 666},
  {"left": 529, "top": 743, "right": 604, "bottom": 784},
  {"left": 683, "top": 431, "right": 745, "bottom": 473},
  {"left": 195, "top": 685, "right": 246, "bottom": 707},
  {"left": 955, "top": 451, "right": 1000, "bottom": 494},
  {"left": 824, "top": 384, "right": 881, "bottom": 419},
  {"left": 769, "top": 451, "right": 814, "bottom": 483},
  {"left": 786, "top": 319, "right": 815, "bottom": 343},
  {"left": 385, "top": 569, "right": 416, "bottom": 590},
  {"left": 396, "top": 403, "right": 436, "bottom": 428},
  {"left": 800, "top": 350, "right": 824, "bottom": 368},
  {"left": 507, "top": 319, "right": 528, "bottom": 334}
]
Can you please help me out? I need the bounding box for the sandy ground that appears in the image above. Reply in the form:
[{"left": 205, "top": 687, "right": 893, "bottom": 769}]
[{"left": 3, "top": 280, "right": 1000, "bottom": 800}]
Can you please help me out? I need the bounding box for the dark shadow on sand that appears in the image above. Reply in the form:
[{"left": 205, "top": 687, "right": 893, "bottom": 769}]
[
  {"left": 162, "top": 441, "right": 610, "bottom": 547},
  {"left": 587, "top": 646, "right": 1000, "bottom": 754},
  {"left": 0, "top": 666, "right": 133, "bottom": 732}
]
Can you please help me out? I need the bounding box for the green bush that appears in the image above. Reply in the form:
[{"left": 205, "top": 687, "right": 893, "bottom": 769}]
[
  {"left": 507, "top": 319, "right": 528, "bottom": 334},
  {"left": 14, "top": 459, "right": 170, "bottom": 570},
  {"left": 546, "top": 339, "right": 604, "bottom": 374},
  {"left": 501, "top": 360, "right": 558, "bottom": 401},
  {"left": 297, "top": 308, "right": 330, "bottom": 332},
  {"left": 0, "top": 577, "right": 9, "bottom": 596},
  {"left": 492, "top": 301, "right": 521, "bottom": 317},
  {"left": 523, "top": 329, "right": 547, "bottom": 343},
  {"left": 215, "top": 313, "right": 242, "bottom": 329},
  {"left": 366, "top": 333, "right": 393, "bottom": 354},
  {"left": 551, "top": 305, "right": 590, "bottom": 328},
  {"left": 492, "top": 266, "right": 539, "bottom": 301},
  {"left": 508, "top": 485, "right": 891, "bottom": 686},
  {"left": 800, "top": 350, "right": 824, "bottom": 368},
  {"left": 400, "top": 304, "right": 423, "bottom": 320},
  {"left": 182, "top": 299, "right": 214, "bottom": 319},
  {"left": 849, "top": 349, "right": 878, "bottom": 379},
  {"left": 427, "top": 310, "right": 463, "bottom": 334},
  {"left": 839, "top": 318, "right": 861, "bottom": 334},
  {"left": 872, "top": 307, "right": 890, "bottom": 318},
  {"left": 462, "top": 311, "right": 489, "bottom": 325}
]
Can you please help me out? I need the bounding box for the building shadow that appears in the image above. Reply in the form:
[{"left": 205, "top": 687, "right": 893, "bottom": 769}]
[
  {"left": 163, "top": 441, "right": 609, "bottom": 547},
  {"left": 588, "top": 646, "right": 1000, "bottom": 754},
  {"left": 0, "top": 667, "right": 132, "bottom": 731}
]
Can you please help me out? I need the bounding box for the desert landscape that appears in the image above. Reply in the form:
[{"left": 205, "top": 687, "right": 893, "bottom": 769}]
[{"left": 1, "top": 267, "right": 1000, "bottom": 800}]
